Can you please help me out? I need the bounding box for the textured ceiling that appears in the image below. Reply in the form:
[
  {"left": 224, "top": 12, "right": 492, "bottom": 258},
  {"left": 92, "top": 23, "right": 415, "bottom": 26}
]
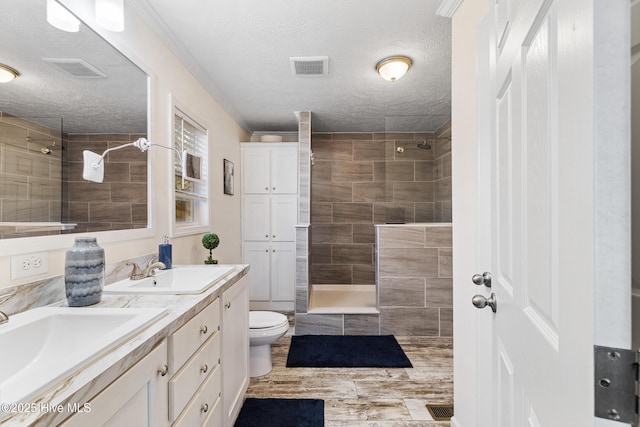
[
  {"left": 0, "top": 0, "right": 147, "bottom": 134},
  {"left": 0, "top": 0, "right": 451, "bottom": 136},
  {"left": 132, "top": 0, "right": 452, "bottom": 133}
]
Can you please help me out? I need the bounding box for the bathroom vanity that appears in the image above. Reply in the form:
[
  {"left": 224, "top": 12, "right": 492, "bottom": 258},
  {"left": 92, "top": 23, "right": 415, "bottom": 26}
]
[{"left": 0, "top": 265, "right": 250, "bottom": 427}]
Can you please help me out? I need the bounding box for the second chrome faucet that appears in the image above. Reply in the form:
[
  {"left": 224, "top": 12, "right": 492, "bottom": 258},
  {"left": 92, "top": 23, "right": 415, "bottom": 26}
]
[{"left": 127, "top": 257, "right": 166, "bottom": 280}]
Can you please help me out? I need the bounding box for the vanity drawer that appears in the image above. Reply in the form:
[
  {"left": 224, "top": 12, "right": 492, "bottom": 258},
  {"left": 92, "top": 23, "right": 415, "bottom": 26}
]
[
  {"left": 169, "top": 331, "right": 221, "bottom": 422},
  {"left": 170, "top": 298, "right": 220, "bottom": 372},
  {"left": 173, "top": 364, "right": 222, "bottom": 427}
]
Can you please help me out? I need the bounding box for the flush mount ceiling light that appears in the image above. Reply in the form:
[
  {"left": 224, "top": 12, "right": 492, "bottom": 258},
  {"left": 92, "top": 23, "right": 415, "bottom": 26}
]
[
  {"left": 46, "top": 0, "right": 80, "bottom": 32},
  {"left": 95, "top": 0, "right": 124, "bottom": 32},
  {"left": 376, "top": 56, "right": 412, "bottom": 82},
  {"left": 0, "top": 64, "right": 19, "bottom": 83}
]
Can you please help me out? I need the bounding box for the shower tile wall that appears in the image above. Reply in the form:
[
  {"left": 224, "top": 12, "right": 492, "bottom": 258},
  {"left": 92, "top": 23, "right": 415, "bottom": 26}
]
[
  {"left": 62, "top": 133, "right": 147, "bottom": 233},
  {"left": 377, "top": 224, "right": 453, "bottom": 336},
  {"left": 0, "top": 113, "right": 62, "bottom": 238},
  {"left": 310, "top": 131, "right": 452, "bottom": 286}
]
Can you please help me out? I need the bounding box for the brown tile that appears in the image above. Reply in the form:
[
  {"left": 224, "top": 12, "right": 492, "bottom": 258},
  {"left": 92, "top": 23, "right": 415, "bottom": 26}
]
[
  {"left": 89, "top": 202, "right": 132, "bottom": 222},
  {"left": 378, "top": 248, "right": 439, "bottom": 277},
  {"left": 343, "top": 314, "right": 380, "bottom": 335},
  {"left": 332, "top": 203, "right": 373, "bottom": 223},
  {"left": 373, "top": 203, "right": 415, "bottom": 224},
  {"left": 393, "top": 182, "right": 434, "bottom": 203},
  {"left": 332, "top": 244, "right": 373, "bottom": 265},
  {"left": 312, "top": 224, "right": 353, "bottom": 244},
  {"left": 311, "top": 133, "right": 333, "bottom": 141},
  {"left": 312, "top": 202, "right": 333, "bottom": 223},
  {"left": 67, "top": 182, "right": 111, "bottom": 202},
  {"left": 102, "top": 162, "right": 131, "bottom": 183},
  {"left": 333, "top": 133, "right": 373, "bottom": 141},
  {"left": 353, "top": 141, "right": 385, "bottom": 161},
  {"left": 332, "top": 161, "right": 373, "bottom": 182},
  {"left": 379, "top": 277, "right": 426, "bottom": 307},
  {"left": 67, "top": 202, "right": 89, "bottom": 222},
  {"left": 312, "top": 160, "right": 332, "bottom": 181},
  {"left": 435, "top": 177, "right": 451, "bottom": 202},
  {"left": 378, "top": 226, "right": 425, "bottom": 248},
  {"left": 111, "top": 183, "right": 147, "bottom": 203},
  {"left": 440, "top": 308, "right": 453, "bottom": 336},
  {"left": 425, "top": 278, "right": 453, "bottom": 307},
  {"left": 380, "top": 307, "right": 440, "bottom": 336},
  {"left": 312, "top": 181, "right": 353, "bottom": 203},
  {"left": 352, "top": 264, "right": 376, "bottom": 284},
  {"left": 353, "top": 224, "right": 375, "bottom": 243},
  {"left": 1, "top": 200, "right": 51, "bottom": 222},
  {"left": 424, "top": 226, "right": 452, "bottom": 247},
  {"left": 311, "top": 244, "right": 332, "bottom": 264},
  {"left": 415, "top": 160, "right": 436, "bottom": 181},
  {"left": 129, "top": 162, "right": 148, "bottom": 183},
  {"left": 131, "top": 204, "right": 147, "bottom": 223},
  {"left": 380, "top": 161, "right": 415, "bottom": 182},
  {"left": 311, "top": 264, "right": 352, "bottom": 284},
  {"left": 438, "top": 248, "right": 453, "bottom": 278},
  {"left": 353, "top": 182, "right": 390, "bottom": 202},
  {"left": 296, "top": 285, "right": 308, "bottom": 313},
  {"left": 415, "top": 203, "right": 435, "bottom": 222},
  {"left": 0, "top": 173, "right": 28, "bottom": 199},
  {"left": 312, "top": 140, "right": 353, "bottom": 161},
  {"left": 295, "top": 313, "right": 344, "bottom": 334}
]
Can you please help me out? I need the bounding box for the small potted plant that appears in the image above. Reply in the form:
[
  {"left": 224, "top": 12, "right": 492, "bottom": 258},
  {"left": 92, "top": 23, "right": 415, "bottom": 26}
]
[{"left": 202, "top": 233, "right": 220, "bottom": 264}]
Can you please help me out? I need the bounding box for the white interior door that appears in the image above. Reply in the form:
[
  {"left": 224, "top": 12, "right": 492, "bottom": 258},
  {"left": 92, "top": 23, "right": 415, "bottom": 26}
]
[{"left": 471, "top": 0, "right": 631, "bottom": 426}]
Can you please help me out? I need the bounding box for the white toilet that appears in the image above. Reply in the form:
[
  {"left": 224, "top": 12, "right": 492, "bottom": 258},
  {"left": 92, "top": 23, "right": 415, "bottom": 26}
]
[{"left": 249, "top": 311, "right": 289, "bottom": 377}]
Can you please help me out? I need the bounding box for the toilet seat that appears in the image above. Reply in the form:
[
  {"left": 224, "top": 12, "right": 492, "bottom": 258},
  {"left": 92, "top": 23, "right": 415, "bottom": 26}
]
[{"left": 250, "top": 311, "right": 288, "bottom": 329}]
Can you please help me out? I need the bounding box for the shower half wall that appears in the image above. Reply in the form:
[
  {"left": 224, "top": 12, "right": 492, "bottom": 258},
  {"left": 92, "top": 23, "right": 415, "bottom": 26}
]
[{"left": 294, "top": 126, "right": 452, "bottom": 335}]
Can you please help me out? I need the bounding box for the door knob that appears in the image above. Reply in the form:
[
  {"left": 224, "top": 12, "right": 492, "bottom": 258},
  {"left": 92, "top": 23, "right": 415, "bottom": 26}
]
[
  {"left": 472, "top": 271, "right": 492, "bottom": 288},
  {"left": 472, "top": 293, "right": 497, "bottom": 313}
]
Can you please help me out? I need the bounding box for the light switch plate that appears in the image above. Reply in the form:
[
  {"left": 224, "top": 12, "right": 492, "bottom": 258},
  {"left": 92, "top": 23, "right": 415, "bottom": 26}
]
[{"left": 11, "top": 251, "right": 49, "bottom": 280}]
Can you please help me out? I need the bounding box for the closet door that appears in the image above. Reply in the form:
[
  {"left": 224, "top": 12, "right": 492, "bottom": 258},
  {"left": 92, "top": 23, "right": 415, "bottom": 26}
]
[
  {"left": 242, "top": 196, "right": 269, "bottom": 241},
  {"left": 270, "top": 242, "right": 295, "bottom": 301},
  {"left": 270, "top": 195, "right": 297, "bottom": 242},
  {"left": 270, "top": 146, "right": 298, "bottom": 194},
  {"left": 241, "top": 147, "right": 270, "bottom": 194}
]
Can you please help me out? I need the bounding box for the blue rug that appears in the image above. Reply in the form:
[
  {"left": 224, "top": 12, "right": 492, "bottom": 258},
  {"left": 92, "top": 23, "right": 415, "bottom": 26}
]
[
  {"left": 234, "top": 398, "right": 324, "bottom": 427},
  {"left": 286, "top": 335, "right": 412, "bottom": 368}
]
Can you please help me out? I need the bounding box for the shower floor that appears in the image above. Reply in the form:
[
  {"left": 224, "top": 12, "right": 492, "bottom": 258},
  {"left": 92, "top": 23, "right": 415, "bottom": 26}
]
[{"left": 308, "top": 284, "right": 379, "bottom": 314}]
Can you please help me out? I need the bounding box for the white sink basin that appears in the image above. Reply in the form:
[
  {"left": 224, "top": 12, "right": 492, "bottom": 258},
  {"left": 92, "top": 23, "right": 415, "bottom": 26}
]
[
  {"left": 0, "top": 306, "right": 166, "bottom": 408},
  {"left": 104, "top": 265, "right": 236, "bottom": 295}
]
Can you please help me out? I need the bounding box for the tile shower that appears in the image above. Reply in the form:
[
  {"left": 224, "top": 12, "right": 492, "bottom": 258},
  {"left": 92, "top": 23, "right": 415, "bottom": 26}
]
[{"left": 295, "top": 122, "right": 453, "bottom": 336}]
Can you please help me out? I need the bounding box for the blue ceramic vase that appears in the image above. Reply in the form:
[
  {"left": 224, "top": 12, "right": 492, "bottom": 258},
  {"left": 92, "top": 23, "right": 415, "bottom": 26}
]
[{"left": 65, "top": 237, "right": 105, "bottom": 307}]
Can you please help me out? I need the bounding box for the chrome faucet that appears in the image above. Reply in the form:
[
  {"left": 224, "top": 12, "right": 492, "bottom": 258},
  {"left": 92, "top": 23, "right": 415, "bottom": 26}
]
[
  {"left": 127, "top": 258, "right": 166, "bottom": 280},
  {"left": 0, "top": 311, "right": 8, "bottom": 325}
]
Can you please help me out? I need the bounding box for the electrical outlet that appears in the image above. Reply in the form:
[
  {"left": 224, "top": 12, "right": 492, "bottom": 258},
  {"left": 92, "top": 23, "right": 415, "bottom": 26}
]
[{"left": 11, "top": 252, "right": 49, "bottom": 280}]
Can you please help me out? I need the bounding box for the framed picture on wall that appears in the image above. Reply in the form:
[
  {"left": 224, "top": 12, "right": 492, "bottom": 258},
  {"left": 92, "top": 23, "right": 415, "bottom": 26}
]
[{"left": 223, "top": 159, "right": 234, "bottom": 195}]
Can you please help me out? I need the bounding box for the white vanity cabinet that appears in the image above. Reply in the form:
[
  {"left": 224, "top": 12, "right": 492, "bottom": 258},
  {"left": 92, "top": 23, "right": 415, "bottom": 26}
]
[
  {"left": 169, "top": 298, "right": 222, "bottom": 427},
  {"left": 60, "top": 340, "right": 169, "bottom": 427},
  {"left": 221, "top": 275, "right": 250, "bottom": 427},
  {"left": 241, "top": 143, "right": 298, "bottom": 310}
]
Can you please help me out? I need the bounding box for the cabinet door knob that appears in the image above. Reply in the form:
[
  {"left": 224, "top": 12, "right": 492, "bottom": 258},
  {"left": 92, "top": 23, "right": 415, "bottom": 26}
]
[
  {"left": 265, "top": 234, "right": 269, "bottom": 238},
  {"left": 272, "top": 187, "right": 276, "bottom": 190},
  {"left": 225, "top": 302, "right": 231, "bottom": 309},
  {"left": 200, "top": 325, "right": 208, "bottom": 335},
  {"left": 201, "top": 364, "right": 208, "bottom": 374},
  {"left": 273, "top": 235, "right": 276, "bottom": 238},
  {"left": 265, "top": 187, "right": 269, "bottom": 191},
  {"left": 201, "top": 403, "right": 209, "bottom": 413},
  {"left": 157, "top": 365, "right": 168, "bottom": 377}
]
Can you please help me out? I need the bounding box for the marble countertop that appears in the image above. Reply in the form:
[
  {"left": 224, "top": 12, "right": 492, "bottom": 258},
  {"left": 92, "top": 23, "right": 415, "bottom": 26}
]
[{"left": 1, "top": 264, "right": 249, "bottom": 427}]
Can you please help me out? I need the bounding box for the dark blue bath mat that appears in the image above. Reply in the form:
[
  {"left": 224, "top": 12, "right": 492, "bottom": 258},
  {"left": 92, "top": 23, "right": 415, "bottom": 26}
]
[
  {"left": 234, "top": 398, "right": 324, "bottom": 427},
  {"left": 286, "top": 335, "right": 412, "bottom": 368}
]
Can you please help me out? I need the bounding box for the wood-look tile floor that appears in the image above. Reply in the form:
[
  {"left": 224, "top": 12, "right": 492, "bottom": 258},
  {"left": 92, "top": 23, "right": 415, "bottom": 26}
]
[{"left": 245, "top": 336, "right": 453, "bottom": 426}]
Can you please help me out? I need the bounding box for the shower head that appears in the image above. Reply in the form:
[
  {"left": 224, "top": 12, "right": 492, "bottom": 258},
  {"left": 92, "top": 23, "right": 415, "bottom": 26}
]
[
  {"left": 417, "top": 140, "right": 432, "bottom": 150},
  {"left": 41, "top": 147, "right": 53, "bottom": 155}
]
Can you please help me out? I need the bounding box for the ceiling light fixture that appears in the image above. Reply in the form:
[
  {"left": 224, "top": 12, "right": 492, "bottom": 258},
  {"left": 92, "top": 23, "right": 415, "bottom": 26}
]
[
  {"left": 376, "top": 56, "right": 412, "bottom": 82},
  {"left": 46, "top": 0, "right": 80, "bottom": 33},
  {"left": 0, "top": 64, "right": 19, "bottom": 83},
  {"left": 95, "top": 0, "right": 124, "bottom": 32}
]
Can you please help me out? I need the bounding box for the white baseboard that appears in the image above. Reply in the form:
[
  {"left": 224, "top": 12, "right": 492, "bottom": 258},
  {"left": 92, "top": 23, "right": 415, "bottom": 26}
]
[{"left": 450, "top": 416, "right": 463, "bottom": 427}]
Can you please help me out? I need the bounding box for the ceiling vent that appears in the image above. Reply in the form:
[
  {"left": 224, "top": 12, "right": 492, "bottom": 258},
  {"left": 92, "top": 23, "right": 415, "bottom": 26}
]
[
  {"left": 290, "top": 56, "right": 329, "bottom": 76},
  {"left": 42, "top": 58, "right": 107, "bottom": 78}
]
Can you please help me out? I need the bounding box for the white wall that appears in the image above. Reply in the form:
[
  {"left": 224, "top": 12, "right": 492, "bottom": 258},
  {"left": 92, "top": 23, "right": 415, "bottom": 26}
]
[
  {"left": 450, "top": 0, "right": 490, "bottom": 426},
  {"left": 0, "top": 0, "right": 249, "bottom": 287}
]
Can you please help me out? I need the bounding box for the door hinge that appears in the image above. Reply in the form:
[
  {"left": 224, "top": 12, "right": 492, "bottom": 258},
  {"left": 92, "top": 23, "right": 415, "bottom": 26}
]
[{"left": 594, "top": 345, "right": 639, "bottom": 425}]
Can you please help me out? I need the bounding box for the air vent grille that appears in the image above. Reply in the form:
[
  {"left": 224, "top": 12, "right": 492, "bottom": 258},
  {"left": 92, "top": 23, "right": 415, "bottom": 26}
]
[
  {"left": 425, "top": 404, "right": 454, "bottom": 421},
  {"left": 42, "top": 58, "right": 107, "bottom": 78},
  {"left": 290, "top": 56, "right": 329, "bottom": 76}
]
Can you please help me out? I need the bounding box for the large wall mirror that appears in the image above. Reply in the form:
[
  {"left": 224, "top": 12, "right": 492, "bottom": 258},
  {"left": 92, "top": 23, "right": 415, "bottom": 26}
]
[{"left": 0, "top": 0, "right": 148, "bottom": 240}]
